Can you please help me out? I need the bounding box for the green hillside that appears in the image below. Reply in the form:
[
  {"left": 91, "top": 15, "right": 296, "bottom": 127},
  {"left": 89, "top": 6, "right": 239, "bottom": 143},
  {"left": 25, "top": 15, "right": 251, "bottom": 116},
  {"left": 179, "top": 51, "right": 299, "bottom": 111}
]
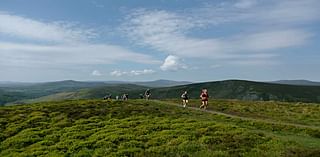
[
  {"left": 0, "top": 80, "right": 108, "bottom": 106},
  {"left": 151, "top": 80, "right": 320, "bottom": 103},
  {"left": 3, "top": 80, "right": 320, "bottom": 105},
  {"left": 0, "top": 99, "right": 319, "bottom": 156},
  {"left": 1, "top": 82, "right": 149, "bottom": 105},
  {"left": 9, "top": 84, "right": 147, "bottom": 105},
  {"left": 0, "top": 89, "right": 28, "bottom": 106}
]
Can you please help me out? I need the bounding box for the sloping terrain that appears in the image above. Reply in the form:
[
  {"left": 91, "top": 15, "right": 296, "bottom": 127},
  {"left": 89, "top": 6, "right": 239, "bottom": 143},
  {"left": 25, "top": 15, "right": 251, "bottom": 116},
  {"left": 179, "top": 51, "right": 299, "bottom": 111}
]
[
  {"left": 150, "top": 80, "right": 320, "bottom": 103},
  {"left": 271, "top": 80, "right": 320, "bottom": 86},
  {"left": 0, "top": 80, "right": 107, "bottom": 105},
  {"left": 3, "top": 80, "right": 320, "bottom": 105},
  {"left": 0, "top": 99, "right": 319, "bottom": 156}
]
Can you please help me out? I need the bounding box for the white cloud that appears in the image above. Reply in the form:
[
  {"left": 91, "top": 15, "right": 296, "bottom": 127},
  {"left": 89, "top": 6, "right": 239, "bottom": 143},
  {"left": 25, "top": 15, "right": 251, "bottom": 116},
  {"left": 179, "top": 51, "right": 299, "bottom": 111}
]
[
  {"left": 110, "top": 69, "right": 155, "bottom": 77},
  {"left": 227, "top": 60, "right": 279, "bottom": 66},
  {"left": 234, "top": 0, "right": 257, "bottom": 9},
  {"left": 0, "top": 12, "right": 95, "bottom": 43},
  {"left": 210, "top": 65, "right": 222, "bottom": 69},
  {"left": 229, "top": 29, "right": 311, "bottom": 52},
  {"left": 193, "top": 0, "right": 320, "bottom": 26},
  {"left": 110, "top": 70, "right": 125, "bottom": 77},
  {"left": 160, "top": 55, "right": 187, "bottom": 71},
  {"left": 91, "top": 0, "right": 105, "bottom": 8},
  {"left": 0, "top": 12, "right": 161, "bottom": 69},
  {"left": 92, "top": 70, "right": 102, "bottom": 76},
  {"left": 121, "top": 0, "right": 319, "bottom": 64},
  {"left": 0, "top": 42, "right": 160, "bottom": 68},
  {"left": 257, "top": 0, "right": 320, "bottom": 24},
  {"left": 130, "top": 69, "right": 155, "bottom": 76}
]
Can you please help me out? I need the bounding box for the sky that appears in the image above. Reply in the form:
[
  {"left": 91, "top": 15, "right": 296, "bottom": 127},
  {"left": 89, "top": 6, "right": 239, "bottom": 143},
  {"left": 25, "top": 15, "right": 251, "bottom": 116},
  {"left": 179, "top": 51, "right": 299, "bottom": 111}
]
[{"left": 0, "top": 0, "right": 320, "bottom": 82}]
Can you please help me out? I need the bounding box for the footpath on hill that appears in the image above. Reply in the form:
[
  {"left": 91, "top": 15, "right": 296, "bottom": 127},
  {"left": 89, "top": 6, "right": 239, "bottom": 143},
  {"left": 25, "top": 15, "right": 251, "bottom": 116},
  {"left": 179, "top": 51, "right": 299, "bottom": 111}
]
[{"left": 153, "top": 100, "right": 320, "bottom": 130}]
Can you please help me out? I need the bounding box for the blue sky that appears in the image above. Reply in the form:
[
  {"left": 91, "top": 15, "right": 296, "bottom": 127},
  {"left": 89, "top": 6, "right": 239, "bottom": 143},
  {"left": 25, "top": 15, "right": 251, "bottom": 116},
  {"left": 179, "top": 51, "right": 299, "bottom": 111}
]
[{"left": 0, "top": 0, "right": 320, "bottom": 82}]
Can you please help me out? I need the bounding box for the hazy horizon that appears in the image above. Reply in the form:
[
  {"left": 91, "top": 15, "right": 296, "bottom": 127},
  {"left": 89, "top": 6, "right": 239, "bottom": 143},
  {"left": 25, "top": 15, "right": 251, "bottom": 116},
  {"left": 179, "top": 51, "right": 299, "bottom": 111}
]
[
  {"left": 1, "top": 0, "right": 320, "bottom": 82},
  {"left": 1, "top": 78, "right": 320, "bottom": 84}
]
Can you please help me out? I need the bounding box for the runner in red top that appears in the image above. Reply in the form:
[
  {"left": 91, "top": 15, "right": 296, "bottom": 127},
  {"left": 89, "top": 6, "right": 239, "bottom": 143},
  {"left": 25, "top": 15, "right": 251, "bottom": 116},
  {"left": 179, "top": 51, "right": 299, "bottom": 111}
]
[{"left": 200, "top": 89, "right": 209, "bottom": 110}]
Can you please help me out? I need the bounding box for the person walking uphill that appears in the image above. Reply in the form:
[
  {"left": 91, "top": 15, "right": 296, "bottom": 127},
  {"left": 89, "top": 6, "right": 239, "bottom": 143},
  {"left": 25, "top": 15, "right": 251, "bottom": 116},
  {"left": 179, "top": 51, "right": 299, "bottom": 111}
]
[
  {"left": 200, "top": 89, "right": 209, "bottom": 110},
  {"left": 181, "top": 91, "right": 189, "bottom": 108}
]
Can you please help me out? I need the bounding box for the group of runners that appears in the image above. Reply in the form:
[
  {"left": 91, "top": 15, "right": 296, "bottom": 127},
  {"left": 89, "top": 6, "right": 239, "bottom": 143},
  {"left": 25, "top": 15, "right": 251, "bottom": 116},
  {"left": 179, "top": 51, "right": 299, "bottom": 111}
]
[
  {"left": 141, "top": 88, "right": 209, "bottom": 109},
  {"left": 181, "top": 89, "right": 209, "bottom": 109},
  {"left": 110, "top": 89, "right": 151, "bottom": 101},
  {"left": 105, "top": 88, "right": 209, "bottom": 109}
]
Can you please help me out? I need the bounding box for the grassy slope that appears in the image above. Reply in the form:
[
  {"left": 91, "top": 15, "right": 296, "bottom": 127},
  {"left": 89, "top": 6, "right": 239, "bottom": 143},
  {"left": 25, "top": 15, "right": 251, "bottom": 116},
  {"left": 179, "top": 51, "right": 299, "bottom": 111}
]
[
  {"left": 0, "top": 99, "right": 319, "bottom": 157},
  {"left": 4, "top": 80, "right": 320, "bottom": 105},
  {"left": 150, "top": 80, "right": 320, "bottom": 103},
  {"left": 0, "top": 81, "right": 107, "bottom": 105},
  {"left": 6, "top": 84, "right": 147, "bottom": 105},
  {"left": 0, "top": 89, "right": 28, "bottom": 106},
  {"left": 165, "top": 99, "right": 320, "bottom": 127}
]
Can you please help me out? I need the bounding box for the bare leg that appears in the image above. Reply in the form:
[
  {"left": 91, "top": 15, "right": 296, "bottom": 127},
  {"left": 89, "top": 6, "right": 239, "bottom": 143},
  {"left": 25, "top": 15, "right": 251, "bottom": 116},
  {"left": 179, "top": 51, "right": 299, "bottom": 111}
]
[
  {"left": 204, "top": 101, "right": 208, "bottom": 110},
  {"left": 200, "top": 101, "right": 205, "bottom": 109}
]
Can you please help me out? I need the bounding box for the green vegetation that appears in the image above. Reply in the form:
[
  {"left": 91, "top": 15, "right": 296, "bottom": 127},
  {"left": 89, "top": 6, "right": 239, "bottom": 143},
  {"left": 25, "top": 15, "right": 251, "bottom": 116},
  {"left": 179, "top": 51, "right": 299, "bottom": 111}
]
[
  {"left": 151, "top": 80, "right": 320, "bottom": 103},
  {"left": 1, "top": 99, "right": 319, "bottom": 156},
  {"left": 2, "top": 82, "right": 147, "bottom": 105},
  {"left": 4, "top": 79, "right": 320, "bottom": 105},
  {"left": 0, "top": 80, "right": 105, "bottom": 105},
  {"left": 0, "top": 89, "right": 28, "bottom": 106},
  {"left": 165, "top": 99, "right": 320, "bottom": 127}
]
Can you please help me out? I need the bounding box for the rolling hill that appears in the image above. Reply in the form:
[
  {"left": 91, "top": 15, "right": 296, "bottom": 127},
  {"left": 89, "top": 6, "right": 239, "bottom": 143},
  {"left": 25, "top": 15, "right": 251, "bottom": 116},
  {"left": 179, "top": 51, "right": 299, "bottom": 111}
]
[
  {"left": 0, "top": 80, "right": 108, "bottom": 105},
  {"left": 271, "top": 80, "right": 320, "bottom": 86},
  {"left": 0, "top": 99, "right": 319, "bottom": 156},
  {"left": 150, "top": 80, "right": 320, "bottom": 103},
  {"left": 0, "top": 79, "right": 192, "bottom": 105},
  {"left": 6, "top": 84, "right": 148, "bottom": 105},
  {"left": 2, "top": 79, "right": 320, "bottom": 105}
]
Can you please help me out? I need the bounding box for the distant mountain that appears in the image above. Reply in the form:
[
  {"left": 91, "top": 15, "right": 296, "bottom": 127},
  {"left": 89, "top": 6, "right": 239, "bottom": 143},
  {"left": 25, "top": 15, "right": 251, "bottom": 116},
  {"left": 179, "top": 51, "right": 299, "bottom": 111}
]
[
  {"left": 7, "top": 79, "right": 320, "bottom": 105},
  {"left": 150, "top": 80, "right": 320, "bottom": 103},
  {"left": 0, "top": 81, "right": 34, "bottom": 87},
  {"left": 133, "top": 79, "right": 192, "bottom": 87},
  {"left": 0, "top": 79, "right": 193, "bottom": 105},
  {"left": 0, "top": 80, "right": 107, "bottom": 105},
  {"left": 11, "top": 84, "right": 147, "bottom": 105},
  {"left": 271, "top": 80, "right": 320, "bottom": 86}
]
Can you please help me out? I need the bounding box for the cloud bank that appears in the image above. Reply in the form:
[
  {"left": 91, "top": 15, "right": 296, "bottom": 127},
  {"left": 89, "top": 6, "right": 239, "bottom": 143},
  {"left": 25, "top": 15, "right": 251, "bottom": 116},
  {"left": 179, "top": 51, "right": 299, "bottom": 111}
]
[
  {"left": 0, "top": 12, "right": 160, "bottom": 69},
  {"left": 110, "top": 69, "right": 155, "bottom": 77},
  {"left": 122, "top": 0, "right": 319, "bottom": 66}
]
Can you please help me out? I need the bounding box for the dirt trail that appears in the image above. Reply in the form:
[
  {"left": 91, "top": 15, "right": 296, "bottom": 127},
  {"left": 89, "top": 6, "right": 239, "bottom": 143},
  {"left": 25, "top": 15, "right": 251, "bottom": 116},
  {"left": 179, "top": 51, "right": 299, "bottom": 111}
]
[{"left": 154, "top": 100, "right": 320, "bottom": 130}]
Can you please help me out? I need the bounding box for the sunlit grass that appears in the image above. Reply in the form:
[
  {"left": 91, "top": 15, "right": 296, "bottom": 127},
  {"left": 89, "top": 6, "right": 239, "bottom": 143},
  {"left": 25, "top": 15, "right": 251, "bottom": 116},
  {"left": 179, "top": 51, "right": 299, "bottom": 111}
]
[{"left": 0, "top": 99, "right": 319, "bottom": 156}]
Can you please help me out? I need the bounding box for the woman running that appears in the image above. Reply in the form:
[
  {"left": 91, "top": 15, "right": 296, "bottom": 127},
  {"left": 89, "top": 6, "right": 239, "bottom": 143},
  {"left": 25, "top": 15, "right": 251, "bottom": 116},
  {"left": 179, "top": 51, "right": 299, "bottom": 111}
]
[
  {"left": 181, "top": 91, "right": 189, "bottom": 108},
  {"left": 200, "top": 89, "right": 209, "bottom": 110}
]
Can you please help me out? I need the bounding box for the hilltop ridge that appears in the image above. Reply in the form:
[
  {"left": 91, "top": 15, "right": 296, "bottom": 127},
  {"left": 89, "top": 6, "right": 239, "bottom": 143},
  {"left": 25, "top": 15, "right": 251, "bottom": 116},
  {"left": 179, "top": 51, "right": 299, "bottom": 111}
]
[{"left": 2, "top": 79, "right": 320, "bottom": 105}]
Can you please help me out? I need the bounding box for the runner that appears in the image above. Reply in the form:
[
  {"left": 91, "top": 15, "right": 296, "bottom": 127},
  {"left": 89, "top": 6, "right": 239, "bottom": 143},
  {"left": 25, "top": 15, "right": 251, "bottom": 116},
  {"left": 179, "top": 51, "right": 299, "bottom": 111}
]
[
  {"left": 145, "top": 89, "right": 151, "bottom": 100},
  {"left": 200, "top": 89, "right": 209, "bottom": 110},
  {"left": 122, "top": 94, "right": 128, "bottom": 101},
  {"left": 181, "top": 91, "right": 189, "bottom": 108}
]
